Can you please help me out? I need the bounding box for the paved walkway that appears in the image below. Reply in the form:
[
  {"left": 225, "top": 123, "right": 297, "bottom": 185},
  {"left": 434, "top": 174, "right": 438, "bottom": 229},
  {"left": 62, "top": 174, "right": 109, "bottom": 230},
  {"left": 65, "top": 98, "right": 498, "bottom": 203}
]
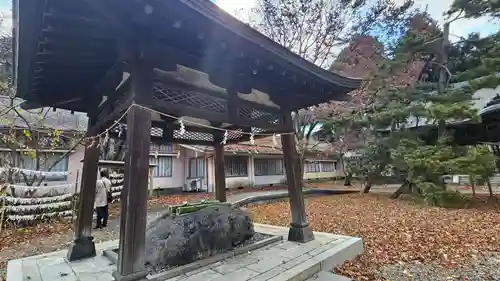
[
  {"left": 7, "top": 224, "right": 363, "bottom": 281},
  {"left": 0, "top": 188, "right": 354, "bottom": 274}
]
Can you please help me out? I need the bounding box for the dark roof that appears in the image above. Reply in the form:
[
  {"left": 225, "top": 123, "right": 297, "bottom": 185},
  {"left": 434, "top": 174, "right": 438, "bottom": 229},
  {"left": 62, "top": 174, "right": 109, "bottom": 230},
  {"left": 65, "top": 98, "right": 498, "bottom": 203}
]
[
  {"left": 0, "top": 96, "right": 87, "bottom": 131},
  {"left": 13, "top": 0, "right": 362, "bottom": 113}
]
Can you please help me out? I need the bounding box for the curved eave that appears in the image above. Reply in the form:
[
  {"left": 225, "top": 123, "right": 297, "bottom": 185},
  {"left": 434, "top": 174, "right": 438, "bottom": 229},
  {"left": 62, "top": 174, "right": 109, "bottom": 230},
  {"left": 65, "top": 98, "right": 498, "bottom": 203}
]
[
  {"left": 186, "top": 0, "right": 363, "bottom": 90},
  {"left": 12, "top": 0, "right": 44, "bottom": 102}
]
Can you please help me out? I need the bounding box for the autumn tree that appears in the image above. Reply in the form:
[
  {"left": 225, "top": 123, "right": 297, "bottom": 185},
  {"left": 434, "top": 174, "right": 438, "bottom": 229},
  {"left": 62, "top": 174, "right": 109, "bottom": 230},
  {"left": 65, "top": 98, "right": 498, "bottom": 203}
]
[
  {"left": 456, "top": 145, "right": 497, "bottom": 198},
  {"left": 448, "top": 0, "right": 500, "bottom": 20},
  {"left": 244, "top": 0, "right": 419, "bottom": 186},
  {"left": 0, "top": 23, "right": 84, "bottom": 188}
]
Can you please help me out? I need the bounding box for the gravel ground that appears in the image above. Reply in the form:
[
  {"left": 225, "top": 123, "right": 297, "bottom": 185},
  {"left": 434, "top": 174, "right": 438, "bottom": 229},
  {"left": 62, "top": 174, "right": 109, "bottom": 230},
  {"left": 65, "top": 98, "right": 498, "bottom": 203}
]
[{"left": 378, "top": 252, "right": 500, "bottom": 281}]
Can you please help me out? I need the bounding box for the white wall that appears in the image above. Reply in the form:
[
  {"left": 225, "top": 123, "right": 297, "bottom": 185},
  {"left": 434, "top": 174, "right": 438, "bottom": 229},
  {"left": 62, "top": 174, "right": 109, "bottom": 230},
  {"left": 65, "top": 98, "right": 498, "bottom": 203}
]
[
  {"left": 65, "top": 144, "right": 186, "bottom": 190},
  {"left": 153, "top": 146, "right": 185, "bottom": 189},
  {"left": 66, "top": 145, "right": 85, "bottom": 187}
]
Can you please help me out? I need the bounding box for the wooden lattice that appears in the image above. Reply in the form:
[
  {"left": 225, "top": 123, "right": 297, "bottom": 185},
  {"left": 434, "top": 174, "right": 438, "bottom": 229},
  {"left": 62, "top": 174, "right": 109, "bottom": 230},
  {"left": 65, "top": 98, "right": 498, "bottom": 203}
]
[
  {"left": 238, "top": 107, "right": 281, "bottom": 125},
  {"left": 173, "top": 129, "right": 214, "bottom": 142},
  {"left": 153, "top": 83, "right": 227, "bottom": 114}
]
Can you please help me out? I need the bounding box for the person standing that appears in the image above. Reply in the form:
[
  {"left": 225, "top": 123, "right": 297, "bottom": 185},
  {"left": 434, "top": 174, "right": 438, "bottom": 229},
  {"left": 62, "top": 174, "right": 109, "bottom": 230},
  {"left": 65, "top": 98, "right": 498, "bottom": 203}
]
[{"left": 95, "top": 169, "right": 112, "bottom": 229}]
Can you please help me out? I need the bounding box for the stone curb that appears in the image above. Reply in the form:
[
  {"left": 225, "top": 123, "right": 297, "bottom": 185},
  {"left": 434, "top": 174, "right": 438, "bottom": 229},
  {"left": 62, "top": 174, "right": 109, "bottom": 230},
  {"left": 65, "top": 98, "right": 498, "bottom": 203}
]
[
  {"left": 103, "top": 234, "right": 283, "bottom": 281},
  {"left": 231, "top": 188, "right": 358, "bottom": 208}
]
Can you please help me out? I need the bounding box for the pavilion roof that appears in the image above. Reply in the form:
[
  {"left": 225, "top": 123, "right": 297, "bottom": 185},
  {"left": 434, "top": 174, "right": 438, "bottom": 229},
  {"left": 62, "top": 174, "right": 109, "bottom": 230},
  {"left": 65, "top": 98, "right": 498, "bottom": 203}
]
[{"left": 13, "top": 0, "right": 362, "bottom": 113}]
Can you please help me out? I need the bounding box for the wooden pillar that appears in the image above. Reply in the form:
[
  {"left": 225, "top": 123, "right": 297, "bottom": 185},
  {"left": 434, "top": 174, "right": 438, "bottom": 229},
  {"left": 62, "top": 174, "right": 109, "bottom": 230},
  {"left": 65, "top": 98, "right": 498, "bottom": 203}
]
[
  {"left": 67, "top": 118, "right": 99, "bottom": 261},
  {"left": 281, "top": 111, "right": 314, "bottom": 243},
  {"left": 213, "top": 131, "right": 227, "bottom": 202},
  {"left": 112, "top": 58, "right": 152, "bottom": 281}
]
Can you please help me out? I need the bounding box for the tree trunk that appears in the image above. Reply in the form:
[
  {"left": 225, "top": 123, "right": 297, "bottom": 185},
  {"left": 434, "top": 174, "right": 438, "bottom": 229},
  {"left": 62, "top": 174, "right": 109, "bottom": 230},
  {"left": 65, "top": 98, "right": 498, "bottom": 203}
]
[
  {"left": 486, "top": 178, "right": 494, "bottom": 198},
  {"left": 391, "top": 180, "right": 410, "bottom": 199},
  {"left": 469, "top": 175, "right": 476, "bottom": 198},
  {"left": 344, "top": 173, "right": 352, "bottom": 186},
  {"left": 362, "top": 178, "right": 372, "bottom": 193}
]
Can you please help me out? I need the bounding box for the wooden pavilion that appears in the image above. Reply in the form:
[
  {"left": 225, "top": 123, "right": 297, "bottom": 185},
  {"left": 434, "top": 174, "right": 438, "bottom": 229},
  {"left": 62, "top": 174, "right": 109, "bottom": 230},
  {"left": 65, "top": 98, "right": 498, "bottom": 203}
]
[{"left": 13, "top": 1, "right": 362, "bottom": 280}]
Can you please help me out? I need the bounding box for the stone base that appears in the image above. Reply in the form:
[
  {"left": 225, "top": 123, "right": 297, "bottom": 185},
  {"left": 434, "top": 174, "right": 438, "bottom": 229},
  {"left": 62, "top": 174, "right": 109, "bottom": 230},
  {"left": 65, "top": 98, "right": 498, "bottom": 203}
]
[
  {"left": 288, "top": 224, "right": 315, "bottom": 243},
  {"left": 112, "top": 270, "right": 148, "bottom": 281},
  {"left": 67, "top": 236, "right": 96, "bottom": 262}
]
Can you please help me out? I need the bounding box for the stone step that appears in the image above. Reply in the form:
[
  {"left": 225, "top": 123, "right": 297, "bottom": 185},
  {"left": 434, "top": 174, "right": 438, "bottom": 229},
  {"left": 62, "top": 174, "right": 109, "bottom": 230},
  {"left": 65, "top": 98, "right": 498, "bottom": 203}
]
[{"left": 305, "top": 271, "right": 352, "bottom": 281}]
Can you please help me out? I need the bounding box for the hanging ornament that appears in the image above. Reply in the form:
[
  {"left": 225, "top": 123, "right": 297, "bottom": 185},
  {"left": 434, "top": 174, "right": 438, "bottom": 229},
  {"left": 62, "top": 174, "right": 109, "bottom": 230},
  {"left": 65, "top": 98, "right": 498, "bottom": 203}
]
[
  {"left": 250, "top": 132, "right": 255, "bottom": 145},
  {"left": 103, "top": 131, "right": 110, "bottom": 144},
  {"left": 118, "top": 125, "right": 124, "bottom": 138},
  {"left": 154, "top": 149, "right": 159, "bottom": 159},
  {"left": 222, "top": 130, "right": 228, "bottom": 145},
  {"left": 272, "top": 134, "right": 277, "bottom": 148},
  {"left": 179, "top": 118, "right": 186, "bottom": 135},
  {"left": 88, "top": 138, "right": 96, "bottom": 148},
  {"left": 96, "top": 137, "right": 102, "bottom": 148}
]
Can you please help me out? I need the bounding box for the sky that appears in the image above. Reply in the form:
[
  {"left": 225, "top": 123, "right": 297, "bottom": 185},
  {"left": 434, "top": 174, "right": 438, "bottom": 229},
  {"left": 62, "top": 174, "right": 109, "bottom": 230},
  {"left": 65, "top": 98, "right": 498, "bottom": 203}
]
[
  {"left": 0, "top": 0, "right": 497, "bottom": 42},
  {"left": 214, "top": 0, "right": 499, "bottom": 40}
]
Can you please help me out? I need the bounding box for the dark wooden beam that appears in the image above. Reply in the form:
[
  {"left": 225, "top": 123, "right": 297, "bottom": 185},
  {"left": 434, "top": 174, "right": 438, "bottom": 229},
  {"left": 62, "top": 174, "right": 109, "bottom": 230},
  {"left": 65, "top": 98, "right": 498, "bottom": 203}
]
[
  {"left": 67, "top": 118, "right": 99, "bottom": 261},
  {"left": 88, "top": 96, "right": 133, "bottom": 137},
  {"left": 82, "top": 0, "right": 135, "bottom": 38},
  {"left": 90, "top": 62, "right": 127, "bottom": 116},
  {"left": 114, "top": 57, "right": 153, "bottom": 281},
  {"left": 281, "top": 110, "right": 314, "bottom": 243},
  {"left": 213, "top": 131, "right": 227, "bottom": 202},
  {"left": 43, "top": 12, "right": 108, "bottom": 30}
]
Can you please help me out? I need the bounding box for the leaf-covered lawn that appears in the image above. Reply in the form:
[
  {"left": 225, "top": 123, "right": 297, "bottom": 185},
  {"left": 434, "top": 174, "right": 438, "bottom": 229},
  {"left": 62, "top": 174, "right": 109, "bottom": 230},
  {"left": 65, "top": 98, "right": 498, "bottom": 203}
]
[{"left": 249, "top": 194, "right": 500, "bottom": 281}]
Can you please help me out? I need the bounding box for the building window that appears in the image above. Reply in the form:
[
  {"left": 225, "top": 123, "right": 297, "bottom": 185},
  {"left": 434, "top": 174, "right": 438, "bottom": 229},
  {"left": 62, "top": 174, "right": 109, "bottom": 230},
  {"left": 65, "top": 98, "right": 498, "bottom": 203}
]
[
  {"left": 224, "top": 156, "right": 248, "bottom": 177},
  {"left": 20, "top": 152, "right": 69, "bottom": 181},
  {"left": 189, "top": 158, "right": 205, "bottom": 178},
  {"left": 254, "top": 158, "right": 284, "bottom": 176},
  {"left": 321, "top": 161, "right": 336, "bottom": 172},
  {"left": 149, "top": 156, "right": 173, "bottom": 177},
  {"left": 305, "top": 161, "right": 320, "bottom": 173},
  {"left": 150, "top": 143, "right": 173, "bottom": 153}
]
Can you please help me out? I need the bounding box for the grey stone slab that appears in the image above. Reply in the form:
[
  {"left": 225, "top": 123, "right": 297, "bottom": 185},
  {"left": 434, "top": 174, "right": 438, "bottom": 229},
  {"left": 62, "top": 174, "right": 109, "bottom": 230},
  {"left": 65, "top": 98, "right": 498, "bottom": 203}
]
[
  {"left": 212, "top": 256, "right": 259, "bottom": 275},
  {"left": 185, "top": 266, "right": 210, "bottom": 276},
  {"left": 39, "top": 263, "right": 78, "bottom": 281},
  {"left": 312, "top": 234, "right": 341, "bottom": 244},
  {"left": 162, "top": 274, "right": 188, "bottom": 281},
  {"left": 305, "top": 272, "right": 352, "bottom": 281},
  {"left": 247, "top": 266, "right": 285, "bottom": 281},
  {"left": 96, "top": 272, "right": 114, "bottom": 281},
  {"left": 212, "top": 268, "right": 260, "bottom": 281},
  {"left": 281, "top": 254, "right": 312, "bottom": 271},
  {"left": 266, "top": 259, "right": 321, "bottom": 281},
  {"left": 279, "top": 241, "right": 323, "bottom": 260},
  {"left": 183, "top": 269, "right": 223, "bottom": 281},
  {"left": 21, "top": 260, "right": 42, "bottom": 281},
  {"left": 247, "top": 252, "right": 312, "bottom": 281},
  {"left": 311, "top": 238, "right": 364, "bottom": 271},
  {"left": 37, "top": 256, "right": 67, "bottom": 267},
  {"left": 7, "top": 259, "right": 24, "bottom": 281},
  {"left": 70, "top": 255, "right": 115, "bottom": 274},
  {"left": 76, "top": 272, "right": 105, "bottom": 281},
  {"left": 273, "top": 241, "right": 300, "bottom": 250},
  {"left": 249, "top": 248, "right": 287, "bottom": 260},
  {"left": 307, "top": 239, "right": 345, "bottom": 257},
  {"left": 246, "top": 255, "right": 289, "bottom": 273}
]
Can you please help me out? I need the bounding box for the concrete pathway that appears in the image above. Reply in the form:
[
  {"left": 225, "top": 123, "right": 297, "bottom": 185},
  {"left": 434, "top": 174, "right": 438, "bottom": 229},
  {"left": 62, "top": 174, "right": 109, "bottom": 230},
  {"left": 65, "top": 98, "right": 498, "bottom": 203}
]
[{"left": 7, "top": 224, "right": 364, "bottom": 281}]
